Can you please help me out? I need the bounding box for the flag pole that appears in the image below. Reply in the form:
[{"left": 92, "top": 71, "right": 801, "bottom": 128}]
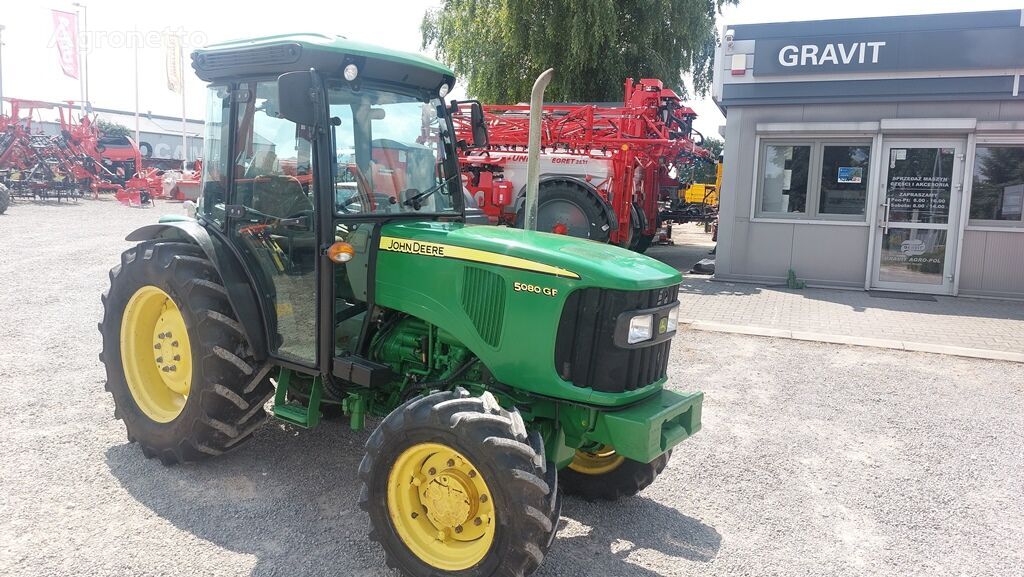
[
  {"left": 75, "top": 7, "right": 85, "bottom": 118},
  {"left": 180, "top": 34, "right": 187, "bottom": 171},
  {"left": 133, "top": 40, "right": 140, "bottom": 145}
]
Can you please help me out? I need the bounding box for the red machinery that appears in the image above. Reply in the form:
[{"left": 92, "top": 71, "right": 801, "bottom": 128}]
[
  {"left": 452, "top": 78, "right": 714, "bottom": 252},
  {"left": 0, "top": 98, "right": 163, "bottom": 206}
]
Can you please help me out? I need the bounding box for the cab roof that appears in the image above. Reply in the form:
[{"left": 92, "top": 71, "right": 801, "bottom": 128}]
[{"left": 191, "top": 33, "right": 455, "bottom": 92}]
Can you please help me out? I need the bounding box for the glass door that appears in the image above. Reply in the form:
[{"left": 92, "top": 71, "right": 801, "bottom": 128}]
[
  {"left": 871, "top": 140, "right": 965, "bottom": 294},
  {"left": 230, "top": 79, "right": 319, "bottom": 365}
]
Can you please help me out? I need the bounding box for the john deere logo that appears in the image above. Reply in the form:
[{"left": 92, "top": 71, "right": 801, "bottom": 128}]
[{"left": 658, "top": 318, "right": 668, "bottom": 334}]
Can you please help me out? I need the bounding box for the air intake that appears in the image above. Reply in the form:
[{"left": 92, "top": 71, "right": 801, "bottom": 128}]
[
  {"left": 461, "top": 267, "right": 506, "bottom": 348},
  {"left": 193, "top": 43, "right": 302, "bottom": 72}
]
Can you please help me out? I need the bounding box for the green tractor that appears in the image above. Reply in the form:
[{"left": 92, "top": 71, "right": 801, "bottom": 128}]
[{"left": 99, "top": 34, "right": 702, "bottom": 577}]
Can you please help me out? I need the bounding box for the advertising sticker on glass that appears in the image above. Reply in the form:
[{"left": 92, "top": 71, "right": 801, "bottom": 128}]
[
  {"left": 885, "top": 148, "right": 953, "bottom": 224},
  {"left": 837, "top": 166, "right": 863, "bottom": 184}
]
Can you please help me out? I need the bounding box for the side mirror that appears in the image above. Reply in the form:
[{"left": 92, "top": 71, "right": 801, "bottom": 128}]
[
  {"left": 450, "top": 100, "right": 489, "bottom": 149},
  {"left": 278, "top": 70, "right": 319, "bottom": 126},
  {"left": 468, "top": 101, "right": 488, "bottom": 149}
]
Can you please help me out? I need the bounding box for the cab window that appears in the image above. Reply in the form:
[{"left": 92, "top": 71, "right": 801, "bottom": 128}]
[{"left": 329, "top": 85, "right": 457, "bottom": 216}]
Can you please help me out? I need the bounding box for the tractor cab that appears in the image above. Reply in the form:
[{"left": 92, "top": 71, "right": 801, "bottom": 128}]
[{"left": 189, "top": 35, "right": 467, "bottom": 373}]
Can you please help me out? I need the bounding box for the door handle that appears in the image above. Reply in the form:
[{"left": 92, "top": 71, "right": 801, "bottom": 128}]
[
  {"left": 278, "top": 215, "right": 310, "bottom": 229},
  {"left": 881, "top": 200, "right": 891, "bottom": 235}
]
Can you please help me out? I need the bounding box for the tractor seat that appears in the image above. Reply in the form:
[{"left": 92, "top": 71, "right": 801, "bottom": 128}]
[{"left": 251, "top": 174, "right": 316, "bottom": 254}]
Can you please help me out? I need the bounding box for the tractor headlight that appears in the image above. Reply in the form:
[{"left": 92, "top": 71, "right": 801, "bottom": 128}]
[
  {"left": 666, "top": 304, "right": 679, "bottom": 333},
  {"left": 438, "top": 83, "right": 450, "bottom": 98},
  {"left": 343, "top": 63, "right": 359, "bottom": 81},
  {"left": 627, "top": 314, "right": 654, "bottom": 344}
]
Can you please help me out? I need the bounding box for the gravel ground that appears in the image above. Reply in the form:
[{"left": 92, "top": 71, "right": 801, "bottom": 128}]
[{"left": 1, "top": 198, "right": 1022, "bottom": 577}]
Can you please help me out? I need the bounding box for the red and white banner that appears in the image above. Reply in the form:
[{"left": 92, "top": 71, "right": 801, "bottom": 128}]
[{"left": 52, "top": 10, "right": 80, "bottom": 80}]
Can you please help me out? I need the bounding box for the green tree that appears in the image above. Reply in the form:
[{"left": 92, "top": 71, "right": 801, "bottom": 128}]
[
  {"left": 422, "top": 0, "right": 735, "bottom": 104},
  {"left": 95, "top": 118, "right": 131, "bottom": 138},
  {"left": 689, "top": 135, "right": 722, "bottom": 184}
]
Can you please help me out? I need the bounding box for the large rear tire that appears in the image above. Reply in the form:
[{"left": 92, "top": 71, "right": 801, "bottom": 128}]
[
  {"left": 359, "top": 389, "right": 560, "bottom": 577},
  {"left": 99, "top": 240, "right": 274, "bottom": 464},
  {"left": 516, "top": 180, "right": 611, "bottom": 242},
  {"left": 559, "top": 446, "right": 670, "bottom": 501},
  {"left": 0, "top": 183, "right": 9, "bottom": 214}
]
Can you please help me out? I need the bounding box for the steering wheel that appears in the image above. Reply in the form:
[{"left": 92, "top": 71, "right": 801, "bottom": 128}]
[{"left": 339, "top": 192, "right": 397, "bottom": 213}]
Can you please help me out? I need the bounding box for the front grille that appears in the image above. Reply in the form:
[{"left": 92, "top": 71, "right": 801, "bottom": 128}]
[
  {"left": 554, "top": 285, "right": 678, "bottom": 393},
  {"left": 461, "top": 266, "right": 506, "bottom": 347}
]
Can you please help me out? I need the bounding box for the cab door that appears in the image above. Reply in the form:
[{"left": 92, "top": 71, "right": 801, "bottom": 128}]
[{"left": 228, "top": 79, "right": 319, "bottom": 366}]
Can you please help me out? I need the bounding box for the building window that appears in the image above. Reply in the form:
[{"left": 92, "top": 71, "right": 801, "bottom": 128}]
[
  {"left": 756, "top": 140, "right": 871, "bottom": 220},
  {"left": 819, "top": 145, "right": 870, "bottom": 215},
  {"left": 760, "top": 144, "right": 810, "bottom": 214},
  {"left": 969, "top": 145, "right": 1024, "bottom": 225}
]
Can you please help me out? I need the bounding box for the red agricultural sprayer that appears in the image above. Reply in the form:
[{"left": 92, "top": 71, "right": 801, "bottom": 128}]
[{"left": 451, "top": 78, "right": 715, "bottom": 252}]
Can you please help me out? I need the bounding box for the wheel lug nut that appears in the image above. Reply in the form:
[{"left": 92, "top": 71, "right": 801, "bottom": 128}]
[
  {"left": 171, "top": 341, "right": 179, "bottom": 347},
  {"left": 166, "top": 332, "right": 172, "bottom": 338},
  {"left": 411, "top": 512, "right": 418, "bottom": 519},
  {"left": 156, "top": 357, "right": 163, "bottom": 363},
  {"left": 468, "top": 470, "right": 476, "bottom": 478},
  {"left": 474, "top": 517, "right": 482, "bottom": 526},
  {"left": 153, "top": 343, "right": 161, "bottom": 350},
  {"left": 428, "top": 467, "right": 436, "bottom": 476},
  {"left": 169, "top": 366, "right": 177, "bottom": 372},
  {"left": 454, "top": 525, "right": 463, "bottom": 534},
  {"left": 446, "top": 459, "right": 455, "bottom": 467},
  {"left": 480, "top": 494, "right": 488, "bottom": 503},
  {"left": 157, "top": 332, "right": 166, "bottom": 339},
  {"left": 173, "top": 355, "right": 181, "bottom": 361}
]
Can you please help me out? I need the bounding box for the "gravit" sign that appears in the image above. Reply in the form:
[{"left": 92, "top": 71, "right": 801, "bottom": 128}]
[{"left": 778, "top": 41, "right": 886, "bottom": 67}]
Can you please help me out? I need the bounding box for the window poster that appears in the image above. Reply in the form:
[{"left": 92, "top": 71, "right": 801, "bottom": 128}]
[{"left": 837, "top": 166, "right": 863, "bottom": 183}]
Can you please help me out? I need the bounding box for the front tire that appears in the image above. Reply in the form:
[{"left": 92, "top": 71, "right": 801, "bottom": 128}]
[
  {"left": 359, "top": 389, "right": 560, "bottom": 577},
  {"left": 99, "top": 241, "right": 274, "bottom": 464},
  {"left": 559, "top": 446, "right": 670, "bottom": 501}
]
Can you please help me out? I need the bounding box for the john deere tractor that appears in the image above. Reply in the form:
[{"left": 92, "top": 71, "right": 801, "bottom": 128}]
[{"left": 99, "top": 34, "right": 702, "bottom": 577}]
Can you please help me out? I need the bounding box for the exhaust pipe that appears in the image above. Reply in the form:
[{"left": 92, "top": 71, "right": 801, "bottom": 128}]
[{"left": 523, "top": 68, "right": 554, "bottom": 231}]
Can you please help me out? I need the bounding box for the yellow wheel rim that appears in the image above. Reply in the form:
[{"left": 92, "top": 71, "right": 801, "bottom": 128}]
[
  {"left": 568, "top": 445, "right": 625, "bottom": 475},
  {"left": 386, "top": 442, "right": 496, "bottom": 571},
  {"left": 119, "top": 285, "right": 193, "bottom": 423}
]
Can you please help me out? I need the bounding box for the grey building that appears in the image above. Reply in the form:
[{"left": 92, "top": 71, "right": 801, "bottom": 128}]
[
  {"left": 712, "top": 9, "right": 1024, "bottom": 299},
  {"left": 29, "top": 103, "right": 204, "bottom": 165}
]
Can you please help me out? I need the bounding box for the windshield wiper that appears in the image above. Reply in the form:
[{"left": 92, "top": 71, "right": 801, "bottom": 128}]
[{"left": 403, "top": 174, "right": 459, "bottom": 210}]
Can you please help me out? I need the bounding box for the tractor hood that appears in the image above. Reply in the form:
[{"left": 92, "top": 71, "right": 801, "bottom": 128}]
[{"left": 379, "top": 221, "right": 682, "bottom": 291}]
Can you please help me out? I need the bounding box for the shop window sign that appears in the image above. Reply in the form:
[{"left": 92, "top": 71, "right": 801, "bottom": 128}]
[{"left": 885, "top": 148, "right": 952, "bottom": 224}]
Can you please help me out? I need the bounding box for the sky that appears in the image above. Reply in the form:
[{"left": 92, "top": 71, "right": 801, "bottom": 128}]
[{"left": 0, "top": 0, "right": 1020, "bottom": 139}]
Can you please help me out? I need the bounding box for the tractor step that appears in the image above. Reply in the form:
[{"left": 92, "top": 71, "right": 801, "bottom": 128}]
[
  {"left": 272, "top": 368, "right": 322, "bottom": 428},
  {"left": 273, "top": 403, "right": 317, "bottom": 428}
]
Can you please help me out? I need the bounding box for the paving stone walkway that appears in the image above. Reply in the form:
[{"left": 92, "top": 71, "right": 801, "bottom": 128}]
[{"left": 677, "top": 277, "right": 1024, "bottom": 362}]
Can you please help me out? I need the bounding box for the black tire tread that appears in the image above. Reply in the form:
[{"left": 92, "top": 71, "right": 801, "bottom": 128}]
[
  {"left": 0, "top": 183, "right": 10, "bottom": 215},
  {"left": 517, "top": 180, "right": 612, "bottom": 242},
  {"left": 358, "top": 389, "right": 560, "bottom": 577},
  {"left": 99, "top": 240, "right": 273, "bottom": 465},
  {"left": 559, "top": 451, "right": 671, "bottom": 502}
]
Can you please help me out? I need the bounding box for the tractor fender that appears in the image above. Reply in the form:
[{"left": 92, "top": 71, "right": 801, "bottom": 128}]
[
  {"left": 125, "top": 220, "right": 268, "bottom": 360},
  {"left": 514, "top": 175, "right": 619, "bottom": 232}
]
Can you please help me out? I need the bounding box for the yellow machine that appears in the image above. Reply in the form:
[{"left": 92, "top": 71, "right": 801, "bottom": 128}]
[{"left": 680, "top": 159, "right": 722, "bottom": 206}]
